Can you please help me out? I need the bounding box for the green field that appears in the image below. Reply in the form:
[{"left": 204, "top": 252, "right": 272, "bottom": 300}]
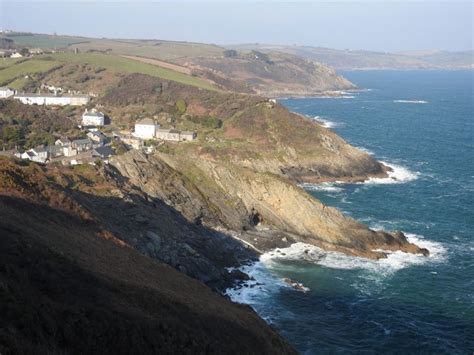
[
  {"left": 0, "top": 53, "right": 217, "bottom": 91},
  {"left": 6, "top": 34, "right": 88, "bottom": 49},
  {"left": 51, "top": 53, "right": 217, "bottom": 90},
  {"left": 72, "top": 39, "right": 223, "bottom": 61},
  {"left": 0, "top": 58, "right": 21, "bottom": 69},
  {"left": 0, "top": 58, "right": 60, "bottom": 86},
  {"left": 7, "top": 33, "right": 223, "bottom": 61}
]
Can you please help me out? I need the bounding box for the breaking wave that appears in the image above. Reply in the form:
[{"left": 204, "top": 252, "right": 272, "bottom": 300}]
[
  {"left": 260, "top": 234, "right": 446, "bottom": 273},
  {"left": 364, "top": 161, "right": 420, "bottom": 184},
  {"left": 313, "top": 116, "right": 343, "bottom": 129},
  {"left": 393, "top": 100, "right": 429, "bottom": 104},
  {"left": 226, "top": 234, "right": 447, "bottom": 304},
  {"left": 298, "top": 182, "right": 344, "bottom": 193}
]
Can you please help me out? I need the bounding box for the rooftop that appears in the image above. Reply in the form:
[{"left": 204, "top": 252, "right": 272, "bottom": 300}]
[
  {"left": 93, "top": 146, "right": 115, "bottom": 158},
  {"left": 136, "top": 118, "right": 156, "bottom": 126},
  {"left": 73, "top": 138, "right": 92, "bottom": 145},
  {"left": 83, "top": 111, "right": 104, "bottom": 118}
]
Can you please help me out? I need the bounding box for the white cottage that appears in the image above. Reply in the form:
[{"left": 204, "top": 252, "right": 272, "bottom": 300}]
[
  {"left": 134, "top": 118, "right": 159, "bottom": 139},
  {"left": 180, "top": 131, "right": 197, "bottom": 141},
  {"left": 156, "top": 128, "right": 181, "bottom": 141},
  {"left": 0, "top": 87, "right": 15, "bottom": 99},
  {"left": 21, "top": 146, "right": 48, "bottom": 163},
  {"left": 82, "top": 109, "right": 105, "bottom": 126}
]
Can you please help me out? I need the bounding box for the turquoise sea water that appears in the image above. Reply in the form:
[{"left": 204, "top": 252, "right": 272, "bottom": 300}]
[{"left": 228, "top": 71, "right": 474, "bottom": 354}]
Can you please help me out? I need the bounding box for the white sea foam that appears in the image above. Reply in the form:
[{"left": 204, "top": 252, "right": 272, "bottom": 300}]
[
  {"left": 363, "top": 161, "right": 420, "bottom": 184},
  {"left": 393, "top": 99, "right": 429, "bottom": 104},
  {"left": 225, "top": 262, "right": 289, "bottom": 306},
  {"left": 356, "top": 146, "right": 375, "bottom": 156},
  {"left": 298, "top": 182, "right": 344, "bottom": 193},
  {"left": 226, "top": 233, "right": 447, "bottom": 303},
  {"left": 316, "top": 94, "right": 356, "bottom": 99},
  {"left": 312, "top": 116, "right": 343, "bottom": 129},
  {"left": 261, "top": 234, "right": 447, "bottom": 274}
]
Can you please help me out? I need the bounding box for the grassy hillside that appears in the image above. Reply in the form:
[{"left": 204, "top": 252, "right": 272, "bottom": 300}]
[
  {"left": 0, "top": 58, "right": 60, "bottom": 87},
  {"left": 3, "top": 32, "right": 357, "bottom": 96},
  {"left": 0, "top": 53, "right": 217, "bottom": 91},
  {"left": 4, "top": 33, "right": 223, "bottom": 60},
  {"left": 4, "top": 33, "right": 88, "bottom": 48},
  {"left": 72, "top": 38, "right": 224, "bottom": 61}
]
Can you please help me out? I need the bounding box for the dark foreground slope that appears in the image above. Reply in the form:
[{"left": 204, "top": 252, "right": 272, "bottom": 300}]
[{"left": 0, "top": 162, "right": 294, "bottom": 354}]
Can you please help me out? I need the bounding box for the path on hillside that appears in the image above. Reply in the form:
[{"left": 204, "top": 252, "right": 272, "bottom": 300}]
[{"left": 120, "top": 55, "right": 193, "bottom": 75}]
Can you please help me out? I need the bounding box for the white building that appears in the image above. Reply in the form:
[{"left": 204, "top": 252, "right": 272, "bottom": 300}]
[
  {"left": 14, "top": 93, "right": 90, "bottom": 106},
  {"left": 0, "top": 87, "right": 15, "bottom": 99},
  {"left": 21, "top": 146, "right": 48, "bottom": 163},
  {"left": 63, "top": 146, "right": 78, "bottom": 157},
  {"left": 55, "top": 137, "right": 71, "bottom": 147},
  {"left": 155, "top": 129, "right": 196, "bottom": 142},
  {"left": 134, "top": 118, "right": 159, "bottom": 139},
  {"left": 10, "top": 52, "right": 23, "bottom": 58},
  {"left": 72, "top": 138, "right": 93, "bottom": 152},
  {"left": 180, "top": 131, "right": 197, "bottom": 141},
  {"left": 82, "top": 109, "right": 105, "bottom": 126},
  {"left": 87, "top": 131, "right": 107, "bottom": 146},
  {"left": 155, "top": 129, "right": 181, "bottom": 141}
]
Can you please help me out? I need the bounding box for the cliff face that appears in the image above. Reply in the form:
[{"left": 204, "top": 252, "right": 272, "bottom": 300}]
[
  {"left": 0, "top": 158, "right": 295, "bottom": 354},
  {"left": 111, "top": 151, "right": 428, "bottom": 259}
]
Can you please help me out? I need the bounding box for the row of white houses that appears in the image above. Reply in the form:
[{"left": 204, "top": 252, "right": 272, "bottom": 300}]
[
  {"left": 133, "top": 118, "right": 196, "bottom": 142},
  {"left": 14, "top": 93, "right": 90, "bottom": 106},
  {"left": 0, "top": 87, "right": 90, "bottom": 106}
]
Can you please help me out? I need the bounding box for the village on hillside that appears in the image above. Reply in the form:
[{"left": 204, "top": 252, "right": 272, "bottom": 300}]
[{"left": 0, "top": 86, "right": 197, "bottom": 165}]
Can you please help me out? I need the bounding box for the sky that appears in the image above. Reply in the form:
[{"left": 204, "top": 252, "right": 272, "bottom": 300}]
[{"left": 0, "top": 1, "right": 472, "bottom": 52}]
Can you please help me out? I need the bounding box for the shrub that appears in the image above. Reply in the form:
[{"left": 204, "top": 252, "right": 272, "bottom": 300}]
[{"left": 175, "top": 99, "right": 187, "bottom": 114}]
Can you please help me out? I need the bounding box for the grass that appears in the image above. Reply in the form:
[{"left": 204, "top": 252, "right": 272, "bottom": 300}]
[
  {"left": 7, "top": 34, "right": 88, "bottom": 49},
  {"left": 8, "top": 34, "right": 223, "bottom": 61},
  {"left": 51, "top": 53, "right": 217, "bottom": 90},
  {"left": 0, "top": 58, "right": 60, "bottom": 86},
  {"left": 0, "top": 58, "right": 21, "bottom": 69},
  {"left": 7, "top": 77, "right": 31, "bottom": 91},
  {"left": 71, "top": 39, "right": 223, "bottom": 61},
  {"left": 0, "top": 52, "right": 217, "bottom": 91}
]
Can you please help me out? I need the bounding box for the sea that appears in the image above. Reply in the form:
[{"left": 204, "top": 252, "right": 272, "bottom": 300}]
[{"left": 226, "top": 70, "right": 474, "bottom": 354}]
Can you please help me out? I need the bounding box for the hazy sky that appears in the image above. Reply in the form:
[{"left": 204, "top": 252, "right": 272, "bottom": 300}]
[{"left": 1, "top": 1, "right": 472, "bottom": 52}]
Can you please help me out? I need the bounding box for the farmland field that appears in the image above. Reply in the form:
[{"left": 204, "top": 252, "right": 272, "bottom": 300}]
[
  {"left": 0, "top": 58, "right": 60, "bottom": 86},
  {"left": 6, "top": 34, "right": 88, "bottom": 48},
  {"left": 71, "top": 39, "right": 223, "bottom": 61},
  {"left": 51, "top": 53, "right": 217, "bottom": 90},
  {"left": 0, "top": 53, "right": 218, "bottom": 91}
]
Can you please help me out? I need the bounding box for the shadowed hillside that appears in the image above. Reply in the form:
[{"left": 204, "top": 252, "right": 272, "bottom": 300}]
[{"left": 0, "top": 159, "right": 295, "bottom": 354}]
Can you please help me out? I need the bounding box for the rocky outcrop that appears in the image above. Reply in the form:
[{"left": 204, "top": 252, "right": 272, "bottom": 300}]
[{"left": 110, "top": 151, "right": 428, "bottom": 259}]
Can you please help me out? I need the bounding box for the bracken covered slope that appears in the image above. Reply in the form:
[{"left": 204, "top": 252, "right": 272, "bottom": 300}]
[{"left": 0, "top": 158, "right": 295, "bottom": 354}]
